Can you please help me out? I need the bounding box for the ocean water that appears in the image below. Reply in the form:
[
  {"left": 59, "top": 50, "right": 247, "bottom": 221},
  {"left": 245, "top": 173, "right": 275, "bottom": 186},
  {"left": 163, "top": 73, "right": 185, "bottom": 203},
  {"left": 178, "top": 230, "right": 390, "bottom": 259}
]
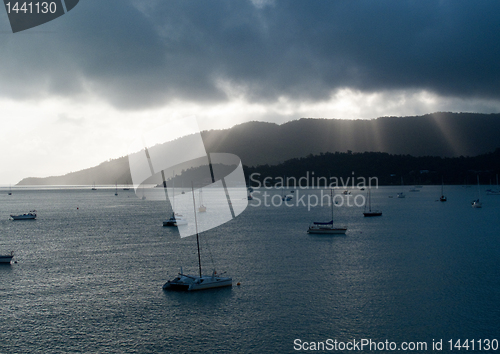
[{"left": 1, "top": 186, "right": 499, "bottom": 353}]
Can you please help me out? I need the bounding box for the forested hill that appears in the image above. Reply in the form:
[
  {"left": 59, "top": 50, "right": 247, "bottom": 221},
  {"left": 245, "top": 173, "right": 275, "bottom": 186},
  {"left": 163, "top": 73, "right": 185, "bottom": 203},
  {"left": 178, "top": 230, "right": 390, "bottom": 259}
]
[
  {"left": 244, "top": 149, "right": 500, "bottom": 187},
  {"left": 17, "top": 112, "right": 500, "bottom": 185}
]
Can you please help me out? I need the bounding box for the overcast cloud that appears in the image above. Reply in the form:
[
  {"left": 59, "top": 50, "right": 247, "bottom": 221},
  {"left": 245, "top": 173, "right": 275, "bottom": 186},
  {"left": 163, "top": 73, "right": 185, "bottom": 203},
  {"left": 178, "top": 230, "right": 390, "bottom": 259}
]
[
  {"left": 1, "top": 0, "right": 499, "bottom": 183},
  {"left": 2, "top": 0, "right": 500, "bottom": 108}
]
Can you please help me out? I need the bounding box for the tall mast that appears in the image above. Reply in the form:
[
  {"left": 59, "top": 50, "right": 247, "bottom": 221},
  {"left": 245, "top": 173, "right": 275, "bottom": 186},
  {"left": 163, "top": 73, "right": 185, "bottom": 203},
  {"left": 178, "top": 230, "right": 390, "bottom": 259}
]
[
  {"left": 191, "top": 183, "right": 202, "bottom": 278},
  {"left": 331, "top": 189, "right": 334, "bottom": 222},
  {"left": 368, "top": 188, "right": 371, "bottom": 212}
]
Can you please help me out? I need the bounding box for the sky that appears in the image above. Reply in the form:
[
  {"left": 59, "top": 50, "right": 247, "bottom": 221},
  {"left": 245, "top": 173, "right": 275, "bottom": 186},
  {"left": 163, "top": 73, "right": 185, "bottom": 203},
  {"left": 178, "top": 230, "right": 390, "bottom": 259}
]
[{"left": 1, "top": 0, "right": 500, "bottom": 184}]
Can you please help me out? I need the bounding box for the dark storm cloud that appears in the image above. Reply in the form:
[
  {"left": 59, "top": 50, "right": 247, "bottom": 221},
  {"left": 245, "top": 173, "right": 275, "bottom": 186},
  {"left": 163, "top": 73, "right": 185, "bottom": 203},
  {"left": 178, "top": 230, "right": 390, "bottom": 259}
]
[{"left": 1, "top": 0, "right": 499, "bottom": 109}]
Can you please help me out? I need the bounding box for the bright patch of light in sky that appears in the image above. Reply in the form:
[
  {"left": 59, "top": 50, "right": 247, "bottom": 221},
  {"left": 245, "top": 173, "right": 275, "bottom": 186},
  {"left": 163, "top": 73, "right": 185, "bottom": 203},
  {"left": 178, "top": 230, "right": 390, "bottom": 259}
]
[{"left": 1, "top": 89, "right": 500, "bottom": 184}]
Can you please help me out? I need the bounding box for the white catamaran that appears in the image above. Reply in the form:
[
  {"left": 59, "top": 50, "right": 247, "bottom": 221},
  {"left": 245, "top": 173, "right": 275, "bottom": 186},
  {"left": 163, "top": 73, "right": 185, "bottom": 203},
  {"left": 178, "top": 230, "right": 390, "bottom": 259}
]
[{"left": 163, "top": 185, "right": 232, "bottom": 291}]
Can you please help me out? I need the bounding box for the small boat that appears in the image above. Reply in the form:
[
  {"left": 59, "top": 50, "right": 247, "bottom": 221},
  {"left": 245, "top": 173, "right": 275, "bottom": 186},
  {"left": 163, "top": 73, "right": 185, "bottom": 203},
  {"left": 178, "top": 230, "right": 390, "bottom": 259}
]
[
  {"left": 163, "top": 213, "right": 188, "bottom": 226},
  {"left": 397, "top": 177, "right": 405, "bottom": 198},
  {"left": 163, "top": 270, "right": 232, "bottom": 291},
  {"left": 8, "top": 185, "right": 12, "bottom": 195},
  {"left": 163, "top": 171, "right": 188, "bottom": 226},
  {"left": 163, "top": 185, "right": 232, "bottom": 291},
  {"left": 0, "top": 251, "right": 14, "bottom": 264},
  {"left": 281, "top": 181, "right": 293, "bottom": 201},
  {"left": 307, "top": 189, "right": 347, "bottom": 234},
  {"left": 471, "top": 175, "right": 482, "bottom": 208},
  {"left": 198, "top": 188, "right": 206, "bottom": 212},
  {"left": 114, "top": 183, "right": 118, "bottom": 196},
  {"left": 439, "top": 178, "right": 447, "bottom": 202},
  {"left": 471, "top": 199, "right": 482, "bottom": 208},
  {"left": 10, "top": 210, "right": 37, "bottom": 220},
  {"left": 91, "top": 182, "right": 97, "bottom": 191},
  {"left": 486, "top": 174, "right": 500, "bottom": 195},
  {"left": 363, "top": 188, "right": 382, "bottom": 217}
]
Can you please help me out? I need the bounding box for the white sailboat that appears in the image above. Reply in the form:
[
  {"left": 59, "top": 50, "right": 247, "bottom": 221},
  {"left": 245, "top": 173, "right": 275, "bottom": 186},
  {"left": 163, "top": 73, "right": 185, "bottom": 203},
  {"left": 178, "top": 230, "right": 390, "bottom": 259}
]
[
  {"left": 281, "top": 178, "right": 293, "bottom": 201},
  {"left": 198, "top": 188, "right": 206, "bottom": 212},
  {"left": 163, "top": 185, "right": 232, "bottom": 291},
  {"left": 307, "top": 189, "right": 347, "bottom": 234},
  {"left": 363, "top": 188, "right": 382, "bottom": 217},
  {"left": 471, "top": 175, "right": 482, "bottom": 208},
  {"left": 439, "top": 178, "right": 447, "bottom": 202},
  {"left": 397, "top": 177, "right": 405, "bottom": 198},
  {"left": 163, "top": 172, "right": 188, "bottom": 226},
  {"left": 486, "top": 174, "right": 500, "bottom": 195}
]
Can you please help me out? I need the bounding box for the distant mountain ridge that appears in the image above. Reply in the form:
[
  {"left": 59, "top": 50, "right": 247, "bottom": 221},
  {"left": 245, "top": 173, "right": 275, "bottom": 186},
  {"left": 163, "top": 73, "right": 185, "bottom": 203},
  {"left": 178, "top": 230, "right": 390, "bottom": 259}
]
[{"left": 17, "top": 112, "right": 500, "bottom": 185}]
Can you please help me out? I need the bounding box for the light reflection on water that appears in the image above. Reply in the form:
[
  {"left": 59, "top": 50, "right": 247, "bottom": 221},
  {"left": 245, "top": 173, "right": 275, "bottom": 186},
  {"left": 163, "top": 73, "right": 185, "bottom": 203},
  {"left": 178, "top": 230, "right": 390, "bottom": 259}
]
[{"left": 0, "top": 186, "right": 499, "bottom": 353}]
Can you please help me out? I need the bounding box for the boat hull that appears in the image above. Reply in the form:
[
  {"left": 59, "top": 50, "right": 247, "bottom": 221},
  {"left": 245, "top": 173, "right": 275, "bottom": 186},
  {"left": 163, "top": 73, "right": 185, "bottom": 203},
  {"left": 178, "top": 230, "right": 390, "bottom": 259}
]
[
  {"left": 163, "top": 274, "right": 232, "bottom": 291},
  {"left": 0, "top": 255, "right": 13, "bottom": 264},
  {"left": 10, "top": 214, "right": 36, "bottom": 220},
  {"left": 307, "top": 227, "right": 347, "bottom": 234},
  {"left": 363, "top": 211, "right": 382, "bottom": 217}
]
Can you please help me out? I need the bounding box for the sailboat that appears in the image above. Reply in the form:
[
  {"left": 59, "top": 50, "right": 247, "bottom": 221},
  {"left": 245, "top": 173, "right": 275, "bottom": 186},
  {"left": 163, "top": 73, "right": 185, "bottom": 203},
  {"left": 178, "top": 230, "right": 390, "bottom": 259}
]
[
  {"left": 8, "top": 184, "right": 12, "bottom": 195},
  {"left": 439, "top": 178, "right": 447, "bottom": 202},
  {"left": 198, "top": 188, "right": 206, "bottom": 212},
  {"left": 471, "top": 175, "right": 482, "bottom": 208},
  {"left": 397, "top": 177, "right": 405, "bottom": 198},
  {"left": 486, "top": 174, "right": 500, "bottom": 195},
  {"left": 114, "top": 183, "right": 118, "bottom": 196},
  {"left": 0, "top": 251, "right": 14, "bottom": 264},
  {"left": 307, "top": 189, "right": 347, "bottom": 234},
  {"left": 163, "top": 172, "right": 188, "bottom": 226},
  {"left": 163, "top": 185, "right": 232, "bottom": 291},
  {"left": 91, "top": 182, "right": 97, "bottom": 191},
  {"left": 363, "top": 188, "right": 382, "bottom": 216},
  {"left": 281, "top": 177, "right": 293, "bottom": 201}
]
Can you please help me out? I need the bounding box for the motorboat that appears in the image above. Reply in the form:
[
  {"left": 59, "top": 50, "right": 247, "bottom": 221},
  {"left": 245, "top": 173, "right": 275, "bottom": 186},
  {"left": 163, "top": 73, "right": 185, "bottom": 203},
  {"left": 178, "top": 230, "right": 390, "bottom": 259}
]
[{"left": 10, "top": 211, "right": 36, "bottom": 220}]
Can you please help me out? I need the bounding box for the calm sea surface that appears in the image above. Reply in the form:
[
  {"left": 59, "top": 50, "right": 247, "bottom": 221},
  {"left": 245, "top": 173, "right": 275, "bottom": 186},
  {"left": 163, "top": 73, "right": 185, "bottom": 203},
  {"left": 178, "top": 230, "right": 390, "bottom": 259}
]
[{"left": 1, "top": 186, "right": 499, "bottom": 353}]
